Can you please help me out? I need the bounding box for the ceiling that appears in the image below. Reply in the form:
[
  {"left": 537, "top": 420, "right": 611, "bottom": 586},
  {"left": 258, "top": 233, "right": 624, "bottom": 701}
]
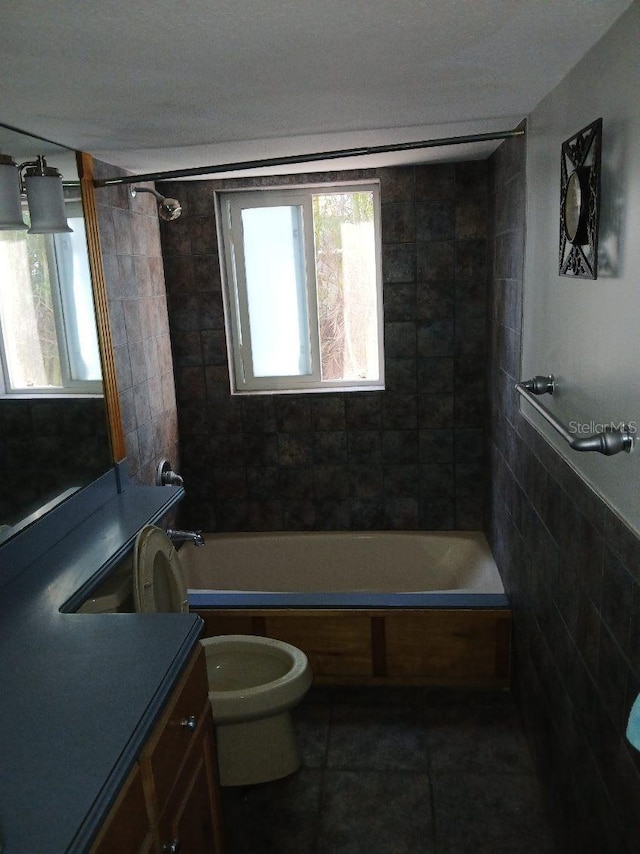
[{"left": 0, "top": 0, "right": 633, "bottom": 178}]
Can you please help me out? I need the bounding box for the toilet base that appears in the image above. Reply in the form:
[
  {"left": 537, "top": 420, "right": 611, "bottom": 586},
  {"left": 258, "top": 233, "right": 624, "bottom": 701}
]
[{"left": 213, "top": 708, "right": 302, "bottom": 786}]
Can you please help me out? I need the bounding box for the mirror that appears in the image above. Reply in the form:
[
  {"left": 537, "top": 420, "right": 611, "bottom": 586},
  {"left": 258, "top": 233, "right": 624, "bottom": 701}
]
[
  {"left": 0, "top": 124, "right": 117, "bottom": 544},
  {"left": 563, "top": 169, "right": 585, "bottom": 244},
  {"left": 559, "top": 117, "right": 602, "bottom": 279}
]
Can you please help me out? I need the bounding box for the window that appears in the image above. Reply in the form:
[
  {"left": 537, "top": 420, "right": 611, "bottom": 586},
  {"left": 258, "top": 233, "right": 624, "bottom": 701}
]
[
  {"left": 0, "top": 205, "right": 102, "bottom": 396},
  {"left": 218, "top": 183, "right": 383, "bottom": 393}
]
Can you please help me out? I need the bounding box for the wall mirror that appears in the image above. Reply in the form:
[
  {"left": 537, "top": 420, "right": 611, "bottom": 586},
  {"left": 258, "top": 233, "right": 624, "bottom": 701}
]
[
  {"left": 0, "top": 123, "right": 121, "bottom": 545},
  {"left": 559, "top": 117, "right": 602, "bottom": 279}
]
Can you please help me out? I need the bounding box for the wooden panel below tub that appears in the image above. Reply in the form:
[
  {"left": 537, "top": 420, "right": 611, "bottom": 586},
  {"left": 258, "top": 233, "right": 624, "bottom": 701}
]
[
  {"left": 192, "top": 608, "right": 511, "bottom": 688},
  {"left": 264, "top": 614, "right": 373, "bottom": 677},
  {"left": 196, "top": 611, "right": 256, "bottom": 637},
  {"left": 385, "top": 610, "right": 511, "bottom": 681}
]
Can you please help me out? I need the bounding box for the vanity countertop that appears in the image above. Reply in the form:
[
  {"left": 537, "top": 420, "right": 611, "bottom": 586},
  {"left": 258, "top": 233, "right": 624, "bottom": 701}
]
[{"left": 0, "top": 478, "right": 202, "bottom": 853}]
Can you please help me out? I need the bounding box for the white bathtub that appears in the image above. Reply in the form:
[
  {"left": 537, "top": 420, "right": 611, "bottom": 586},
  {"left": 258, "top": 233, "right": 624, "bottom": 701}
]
[
  {"left": 180, "top": 530, "right": 506, "bottom": 607},
  {"left": 182, "top": 530, "right": 510, "bottom": 686}
]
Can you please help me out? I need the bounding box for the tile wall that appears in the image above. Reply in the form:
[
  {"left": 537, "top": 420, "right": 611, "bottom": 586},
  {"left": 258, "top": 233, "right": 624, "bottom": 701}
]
[
  {"left": 487, "top": 129, "right": 640, "bottom": 852},
  {"left": 0, "top": 397, "right": 110, "bottom": 526},
  {"left": 93, "top": 161, "right": 179, "bottom": 485},
  {"left": 160, "top": 163, "right": 489, "bottom": 532}
]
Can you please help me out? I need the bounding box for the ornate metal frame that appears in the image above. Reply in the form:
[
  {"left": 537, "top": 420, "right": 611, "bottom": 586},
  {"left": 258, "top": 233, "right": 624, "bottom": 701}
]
[{"left": 559, "top": 118, "right": 602, "bottom": 279}]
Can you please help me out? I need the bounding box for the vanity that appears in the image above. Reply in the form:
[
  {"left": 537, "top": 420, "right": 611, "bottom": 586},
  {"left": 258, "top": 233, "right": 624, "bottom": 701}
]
[
  {"left": 92, "top": 645, "right": 222, "bottom": 853},
  {"left": 0, "top": 470, "right": 225, "bottom": 853}
]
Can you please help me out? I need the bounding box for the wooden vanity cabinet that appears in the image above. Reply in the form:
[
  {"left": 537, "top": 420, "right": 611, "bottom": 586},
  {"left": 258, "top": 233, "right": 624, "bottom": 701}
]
[
  {"left": 90, "top": 764, "right": 154, "bottom": 853},
  {"left": 157, "top": 718, "right": 220, "bottom": 852},
  {"left": 92, "top": 646, "right": 224, "bottom": 853}
]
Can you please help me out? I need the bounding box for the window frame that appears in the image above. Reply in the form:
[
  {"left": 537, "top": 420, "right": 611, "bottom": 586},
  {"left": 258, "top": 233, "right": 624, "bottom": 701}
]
[{"left": 216, "top": 181, "right": 384, "bottom": 395}]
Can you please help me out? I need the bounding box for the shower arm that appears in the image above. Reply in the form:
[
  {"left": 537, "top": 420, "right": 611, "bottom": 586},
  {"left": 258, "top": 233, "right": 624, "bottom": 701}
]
[
  {"left": 515, "top": 375, "right": 634, "bottom": 456},
  {"left": 129, "top": 186, "right": 164, "bottom": 202}
]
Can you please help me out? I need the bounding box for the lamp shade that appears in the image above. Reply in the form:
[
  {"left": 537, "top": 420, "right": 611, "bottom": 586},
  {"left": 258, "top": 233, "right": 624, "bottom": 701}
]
[
  {"left": 24, "top": 158, "right": 72, "bottom": 234},
  {"left": 0, "top": 156, "right": 27, "bottom": 230}
]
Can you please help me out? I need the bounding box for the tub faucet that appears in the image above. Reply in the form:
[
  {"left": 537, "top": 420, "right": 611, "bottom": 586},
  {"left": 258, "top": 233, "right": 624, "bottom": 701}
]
[{"left": 166, "top": 528, "right": 205, "bottom": 547}]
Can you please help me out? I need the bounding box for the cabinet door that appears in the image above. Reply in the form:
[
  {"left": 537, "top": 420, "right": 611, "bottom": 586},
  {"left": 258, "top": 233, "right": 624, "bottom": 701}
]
[
  {"left": 145, "top": 648, "right": 210, "bottom": 815},
  {"left": 159, "top": 716, "right": 224, "bottom": 854},
  {"left": 90, "top": 764, "right": 151, "bottom": 853}
]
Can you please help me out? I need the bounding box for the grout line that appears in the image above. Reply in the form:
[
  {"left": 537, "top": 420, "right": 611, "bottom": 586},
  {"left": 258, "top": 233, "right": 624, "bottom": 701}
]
[
  {"left": 310, "top": 693, "right": 335, "bottom": 854},
  {"left": 421, "top": 693, "right": 441, "bottom": 854}
]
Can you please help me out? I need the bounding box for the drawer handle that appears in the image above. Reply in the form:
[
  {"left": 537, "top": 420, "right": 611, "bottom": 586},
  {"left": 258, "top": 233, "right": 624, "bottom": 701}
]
[
  {"left": 180, "top": 714, "right": 197, "bottom": 732},
  {"left": 163, "top": 840, "right": 180, "bottom": 853}
]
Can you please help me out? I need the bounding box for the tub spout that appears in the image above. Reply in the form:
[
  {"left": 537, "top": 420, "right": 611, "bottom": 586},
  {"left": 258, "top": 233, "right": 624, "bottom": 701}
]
[{"left": 166, "top": 528, "right": 205, "bottom": 547}]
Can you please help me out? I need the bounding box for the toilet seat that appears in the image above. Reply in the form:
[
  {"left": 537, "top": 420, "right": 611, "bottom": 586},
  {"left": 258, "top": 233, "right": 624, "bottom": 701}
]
[{"left": 133, "top": 525, "right": 188, "bottom": 613}]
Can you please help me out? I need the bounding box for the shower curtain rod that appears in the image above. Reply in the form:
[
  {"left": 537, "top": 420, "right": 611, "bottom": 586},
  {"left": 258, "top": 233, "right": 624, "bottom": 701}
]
[{"left": 93, "top": 126, "right": 525, "bottom": 187}]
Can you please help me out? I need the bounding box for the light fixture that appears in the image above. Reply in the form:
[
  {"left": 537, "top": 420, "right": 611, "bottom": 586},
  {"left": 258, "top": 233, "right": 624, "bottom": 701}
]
[
  {"left": 0, "top": 152, "right": 72, "bottom": 233},
  {"left": 23, "top": 156, "right": 72, "bottom": 234},
  {"left": 0, "top": 153, "right": 27, "bottom": 230}
]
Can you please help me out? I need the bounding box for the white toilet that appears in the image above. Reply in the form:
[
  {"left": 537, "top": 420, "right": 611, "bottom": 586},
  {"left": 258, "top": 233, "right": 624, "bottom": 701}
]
[{"left": 132, "top": 525, "right": 312, "bottom": 786}]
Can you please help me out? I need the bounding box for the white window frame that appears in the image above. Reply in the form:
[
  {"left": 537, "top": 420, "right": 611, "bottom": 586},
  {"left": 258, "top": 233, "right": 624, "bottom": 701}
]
[
  {"left": 0, "top": 208, "right": 102, "bottom": 398},
  {"left": 216, "top": 182, "right": 384, "bottom": 395}
]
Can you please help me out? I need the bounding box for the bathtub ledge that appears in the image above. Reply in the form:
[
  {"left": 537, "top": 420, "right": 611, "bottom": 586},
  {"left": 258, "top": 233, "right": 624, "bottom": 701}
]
[{"left": 187, "top": 590, "right": 509, "bottom": 610}]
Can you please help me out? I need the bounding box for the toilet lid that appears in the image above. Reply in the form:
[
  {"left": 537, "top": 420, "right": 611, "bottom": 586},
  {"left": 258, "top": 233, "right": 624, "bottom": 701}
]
[{"left": 133, "top": 525, "right": 188, "bottom": 613}]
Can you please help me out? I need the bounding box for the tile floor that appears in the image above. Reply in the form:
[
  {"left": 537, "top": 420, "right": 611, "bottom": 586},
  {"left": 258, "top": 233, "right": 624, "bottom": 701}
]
[{"left": 220, "top": 685, "right": 556, "bottom": 853}]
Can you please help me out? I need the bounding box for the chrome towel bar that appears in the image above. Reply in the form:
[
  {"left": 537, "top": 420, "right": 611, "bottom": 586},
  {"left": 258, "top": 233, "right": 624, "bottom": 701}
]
[{"left": 515, "top": 375, "right": 634, "bottom": 456}]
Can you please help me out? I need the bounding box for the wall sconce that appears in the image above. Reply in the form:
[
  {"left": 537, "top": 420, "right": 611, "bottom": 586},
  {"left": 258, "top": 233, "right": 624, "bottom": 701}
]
[{"left": 0, "top": 153, "right": 72, "bottom": 233}]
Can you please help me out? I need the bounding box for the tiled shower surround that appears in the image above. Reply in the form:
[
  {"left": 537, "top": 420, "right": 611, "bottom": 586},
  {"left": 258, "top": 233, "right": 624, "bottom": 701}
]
[
  {"left": 94, "top": 160, "right": 180, "bottom": 485},
  {"left": 160, "top": 164, "right": 489, "bottom": 532},
  {"left": 488, "top": 131, "right": 640, "bottom": 851}
]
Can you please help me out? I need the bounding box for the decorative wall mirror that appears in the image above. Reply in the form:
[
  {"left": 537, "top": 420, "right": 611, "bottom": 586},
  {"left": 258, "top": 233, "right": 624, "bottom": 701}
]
[
  {"left": 559, "top": 117, "right": 602, "bottom": 279},
  {"left": 0, "top": 124, "right": 123, "bottom": 545}
]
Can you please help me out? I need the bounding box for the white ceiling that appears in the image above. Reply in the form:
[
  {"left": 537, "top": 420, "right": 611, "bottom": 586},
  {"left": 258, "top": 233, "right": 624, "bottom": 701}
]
[{"left": 0, "top": 0, "right": 633, "bottom": 177}]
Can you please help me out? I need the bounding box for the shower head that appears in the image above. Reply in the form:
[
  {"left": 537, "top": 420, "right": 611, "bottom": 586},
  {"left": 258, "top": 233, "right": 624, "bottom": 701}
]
[
  {"left": 130, "top": 185, "right": 182, "bottom": 221},
  {"left": 157, "top": 195, "right": 182, "bottom": 221}
]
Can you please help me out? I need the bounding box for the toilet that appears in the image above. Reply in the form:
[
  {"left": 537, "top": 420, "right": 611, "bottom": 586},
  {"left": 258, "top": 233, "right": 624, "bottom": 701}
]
[{"left": 132, "top": 525, "right": 312, "bottom": 786}]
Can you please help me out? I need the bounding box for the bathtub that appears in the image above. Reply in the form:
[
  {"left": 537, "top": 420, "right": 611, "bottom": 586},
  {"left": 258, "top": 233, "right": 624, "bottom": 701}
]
[
  {"left": 181, "top": 531, "right": 511, "bottom": 688},
  {"left": 182, "top": 530, "right": 506, "bottom": 605}
]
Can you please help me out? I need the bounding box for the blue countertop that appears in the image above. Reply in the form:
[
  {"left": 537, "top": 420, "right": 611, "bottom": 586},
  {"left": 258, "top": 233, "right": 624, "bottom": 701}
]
[{"left": 0, "top": 475, "right": 202, "bottom": 853}]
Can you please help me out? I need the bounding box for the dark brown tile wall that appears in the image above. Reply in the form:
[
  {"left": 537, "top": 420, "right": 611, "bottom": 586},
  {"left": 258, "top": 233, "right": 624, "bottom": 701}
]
[
  {"left": 93, "top": 161, "right": 179, "bottom": 485},
  {"left": 159, "top": 163, "right": 489, "bottom": 532},
  {"left": 487, "top": 127, "right": 640, "bottom": 852}
]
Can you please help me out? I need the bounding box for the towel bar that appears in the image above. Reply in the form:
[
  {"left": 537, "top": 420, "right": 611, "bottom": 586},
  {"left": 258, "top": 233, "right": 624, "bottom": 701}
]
[{"left": 515, "top": 375, "right": 634, "bottom": 456}]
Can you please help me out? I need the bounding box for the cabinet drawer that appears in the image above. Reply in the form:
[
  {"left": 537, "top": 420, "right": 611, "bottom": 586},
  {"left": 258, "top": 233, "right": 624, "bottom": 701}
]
[{"left": 144, "top": 646, "right": 209, "bottom": 814}]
